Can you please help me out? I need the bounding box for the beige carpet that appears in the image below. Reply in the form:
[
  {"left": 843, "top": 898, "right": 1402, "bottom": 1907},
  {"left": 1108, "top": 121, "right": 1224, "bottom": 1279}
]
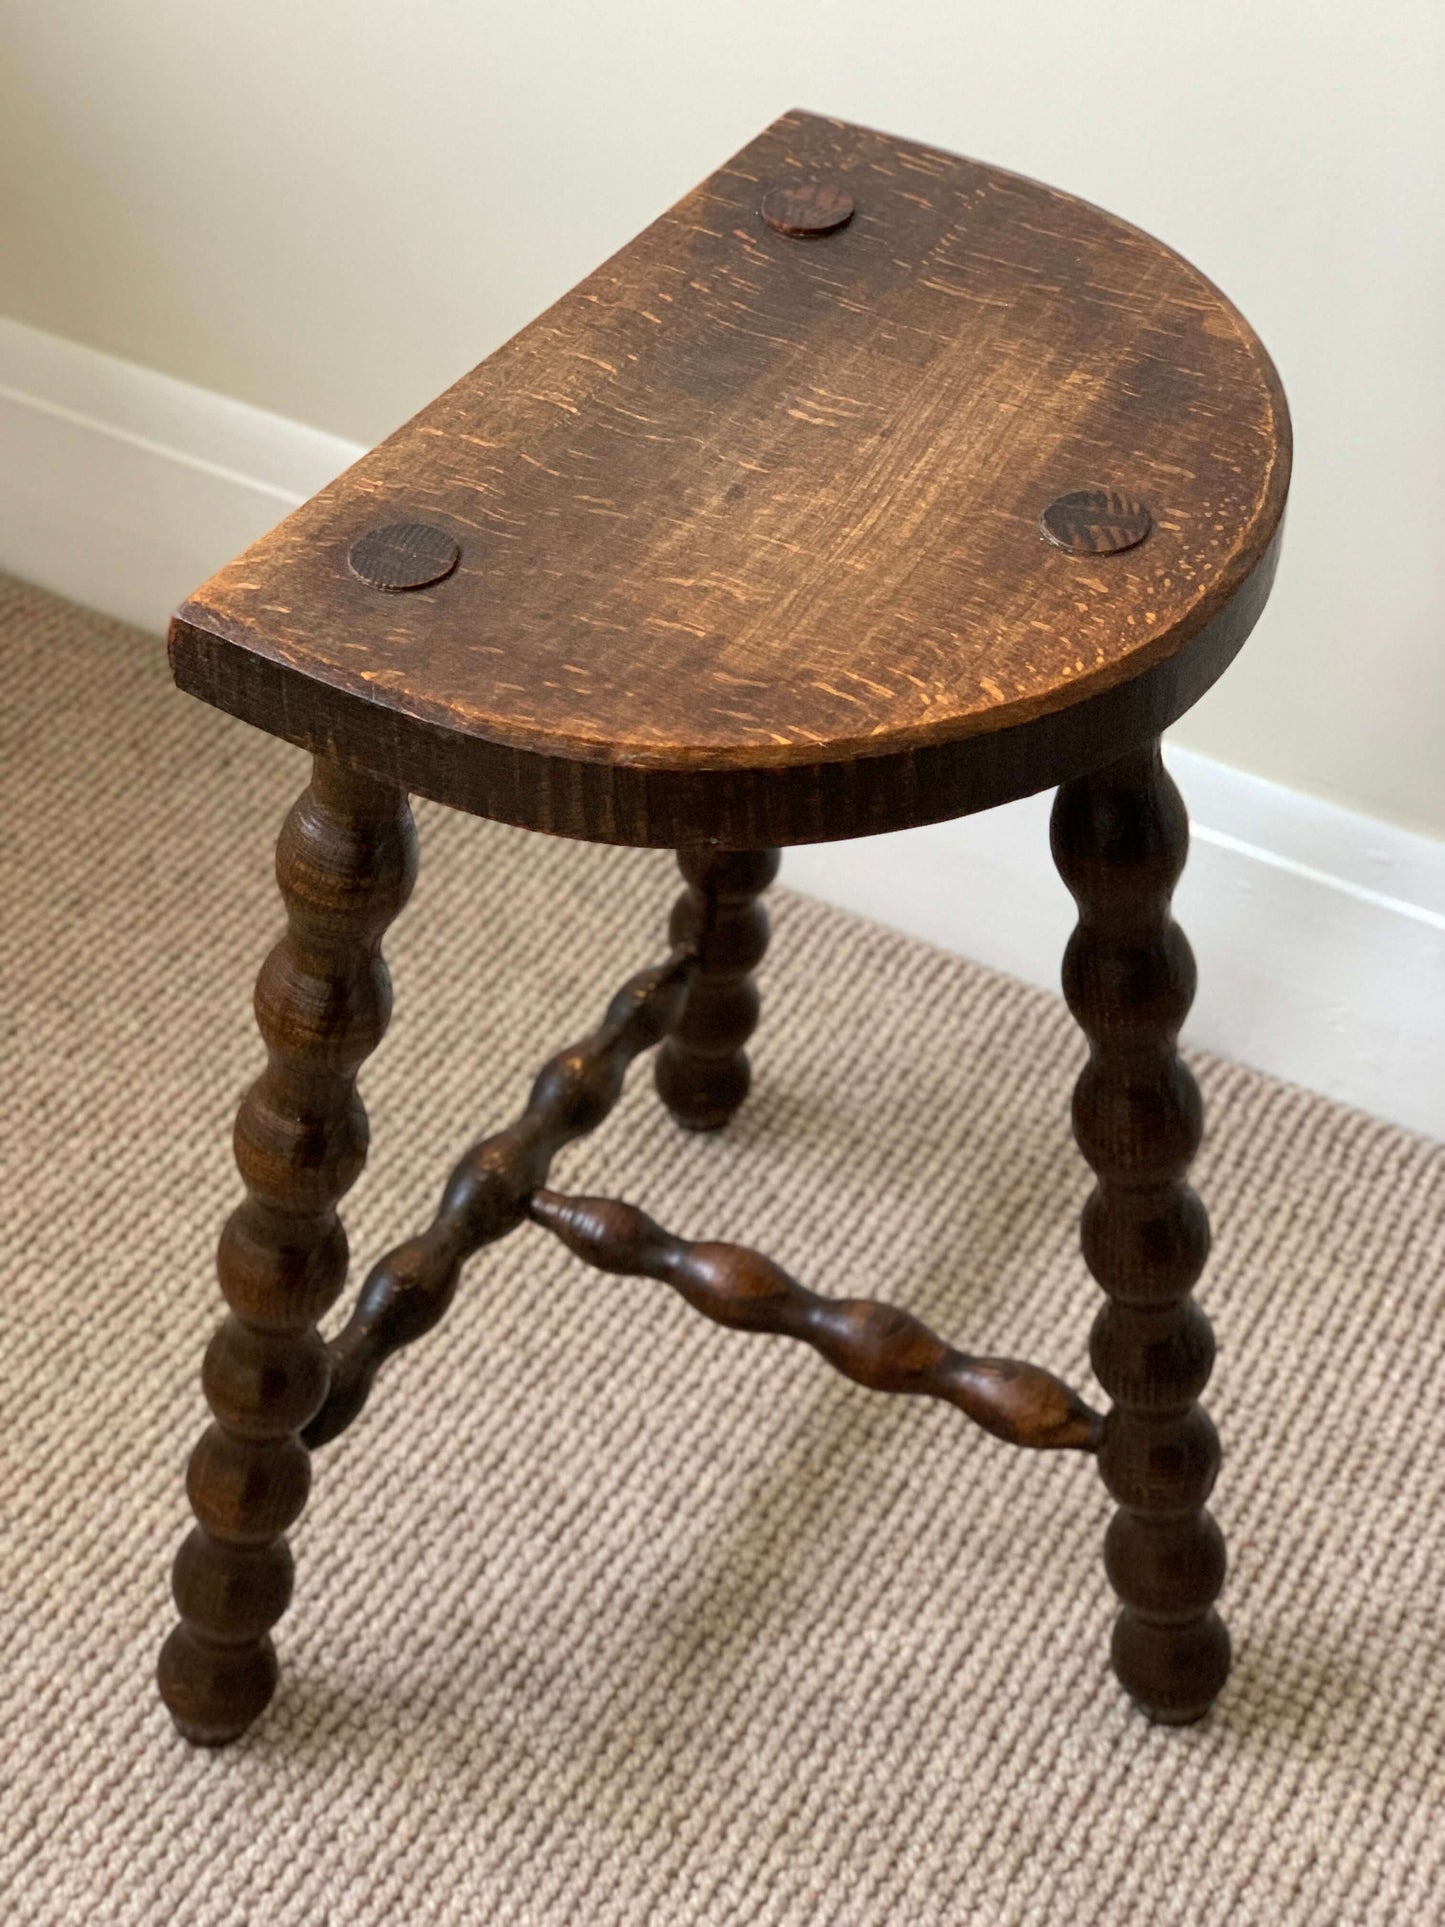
[{"left": 2, "top": 570, "right": 1442, "bottom": 1926}]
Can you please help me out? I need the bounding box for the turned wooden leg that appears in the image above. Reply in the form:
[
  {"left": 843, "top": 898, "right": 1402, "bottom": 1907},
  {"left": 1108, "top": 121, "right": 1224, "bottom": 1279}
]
[
  {"left": 1051, "top": 740, "right": 1227, "bottom": 1725},
  {"left": 157, "top": 756, "right": 416, "bottom": 1744},
  {"left": 654, "top": 846, "right": 779, "bottom": 1130}
]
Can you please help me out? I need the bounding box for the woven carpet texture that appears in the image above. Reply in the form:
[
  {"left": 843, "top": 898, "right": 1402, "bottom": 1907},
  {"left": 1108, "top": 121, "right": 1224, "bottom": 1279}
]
[{"left": 1, "top": 573, "right": 1442, "bottom": 1924}]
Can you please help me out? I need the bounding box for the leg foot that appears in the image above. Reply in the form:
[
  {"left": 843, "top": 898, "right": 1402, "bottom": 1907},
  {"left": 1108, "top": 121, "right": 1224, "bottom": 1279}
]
[
  {"left": 157, "top": 1623, "right": 279, "bottom": 1747},
  {"left": 157, "top": 757, "right": 416, "bottom": 1743},
  {"left": 655, "top": 847, "right": 779, "bottom": 1131},
  {"left": 1052, "top": 740, "right": 1229, "bottom": 1724}
]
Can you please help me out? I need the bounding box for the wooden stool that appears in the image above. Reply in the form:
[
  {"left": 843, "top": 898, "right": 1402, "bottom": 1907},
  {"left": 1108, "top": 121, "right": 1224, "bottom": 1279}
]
[{"left": 157, "top": 111, "right": 1290, "bottom": 1745}]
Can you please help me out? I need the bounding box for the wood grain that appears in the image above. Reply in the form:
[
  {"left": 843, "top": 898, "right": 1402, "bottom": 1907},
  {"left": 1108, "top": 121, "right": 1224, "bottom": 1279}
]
[{"left": 169, "top": 110, "right": 1290, "bottom": 849}]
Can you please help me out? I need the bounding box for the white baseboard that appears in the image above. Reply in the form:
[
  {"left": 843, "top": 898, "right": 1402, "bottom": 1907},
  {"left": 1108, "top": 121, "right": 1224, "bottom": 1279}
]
[
  {"left": 0, "top": 315, "right": 360, "bottom": 633},
  {"left": 786, "top": 757, "right": 1445, "bottom": 1142},
  {"left": 3, "top": 314, "right": 1442, "bottom": 1140}
]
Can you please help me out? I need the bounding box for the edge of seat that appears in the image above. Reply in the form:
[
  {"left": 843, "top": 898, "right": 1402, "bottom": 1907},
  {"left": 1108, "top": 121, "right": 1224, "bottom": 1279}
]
[{"left": 169, "top": 517, "right": 1284, "bottom": 849}]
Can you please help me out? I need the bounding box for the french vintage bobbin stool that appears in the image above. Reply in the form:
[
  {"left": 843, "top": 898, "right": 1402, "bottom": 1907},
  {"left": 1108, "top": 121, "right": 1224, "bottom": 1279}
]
[{"left": 157, "top": 110, "right": 1290, "bottom": 1744}]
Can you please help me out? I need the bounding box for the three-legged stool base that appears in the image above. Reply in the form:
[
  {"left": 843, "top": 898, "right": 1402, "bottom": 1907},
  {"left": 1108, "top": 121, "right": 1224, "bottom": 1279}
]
[{"left": 159, "top": 736, "right": 1228, "bottom": 1745}]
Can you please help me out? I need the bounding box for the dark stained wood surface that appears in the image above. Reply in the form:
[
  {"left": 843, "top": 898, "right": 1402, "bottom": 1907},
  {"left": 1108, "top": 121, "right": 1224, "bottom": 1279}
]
[{"left": 170, "top": 110, "right": 1290, "bottom": 848}]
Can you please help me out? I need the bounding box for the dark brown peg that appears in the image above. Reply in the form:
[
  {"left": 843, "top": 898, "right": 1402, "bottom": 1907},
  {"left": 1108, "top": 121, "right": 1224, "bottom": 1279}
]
[
  {"left": 759, "top": 180, "right": 855, "bottom": 237},
  {"left": 348, "top": 522, "right": 461, "bottom": 591},
  {"left": 1041, "top": 489, "right": 1153, "bottom": 556}
]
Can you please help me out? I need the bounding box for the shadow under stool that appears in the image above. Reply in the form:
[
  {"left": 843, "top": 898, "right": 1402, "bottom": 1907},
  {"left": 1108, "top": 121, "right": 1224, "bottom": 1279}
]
[{"left": 156, "top": 110, "right": 1291, "bottom": 1746}]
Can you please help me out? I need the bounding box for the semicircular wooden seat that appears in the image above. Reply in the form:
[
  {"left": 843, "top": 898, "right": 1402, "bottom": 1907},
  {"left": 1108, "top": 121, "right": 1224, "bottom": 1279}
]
[
  {"left": 170, "top": 109, "right": 1288, "bottom": 850},
  {"left": 159, "top": 111, "right": 1291, "bottom": 1754}
]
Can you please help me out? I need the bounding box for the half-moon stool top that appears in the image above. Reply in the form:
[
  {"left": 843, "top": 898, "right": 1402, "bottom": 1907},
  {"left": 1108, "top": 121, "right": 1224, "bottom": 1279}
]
[{"left": 169, "top": 109, "right": 1291, "bottom": 850}]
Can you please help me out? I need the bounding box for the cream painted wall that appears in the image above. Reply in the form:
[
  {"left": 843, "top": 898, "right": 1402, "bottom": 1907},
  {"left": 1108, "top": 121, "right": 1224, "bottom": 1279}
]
[{"left": 1, "top": 2, "right": 1442, "bottom": 835}]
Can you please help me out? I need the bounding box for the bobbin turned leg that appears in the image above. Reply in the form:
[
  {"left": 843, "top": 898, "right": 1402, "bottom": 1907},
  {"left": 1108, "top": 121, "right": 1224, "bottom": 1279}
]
[
  {"left": 655, "top": 847, "right": 780, "bottom": 1130},
  {"left": 157, "top": 757, "right": 416, "bottom": 1745},
  {"left": 1051, "top": 741, "right": 1227, "bottom": 1725}
]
